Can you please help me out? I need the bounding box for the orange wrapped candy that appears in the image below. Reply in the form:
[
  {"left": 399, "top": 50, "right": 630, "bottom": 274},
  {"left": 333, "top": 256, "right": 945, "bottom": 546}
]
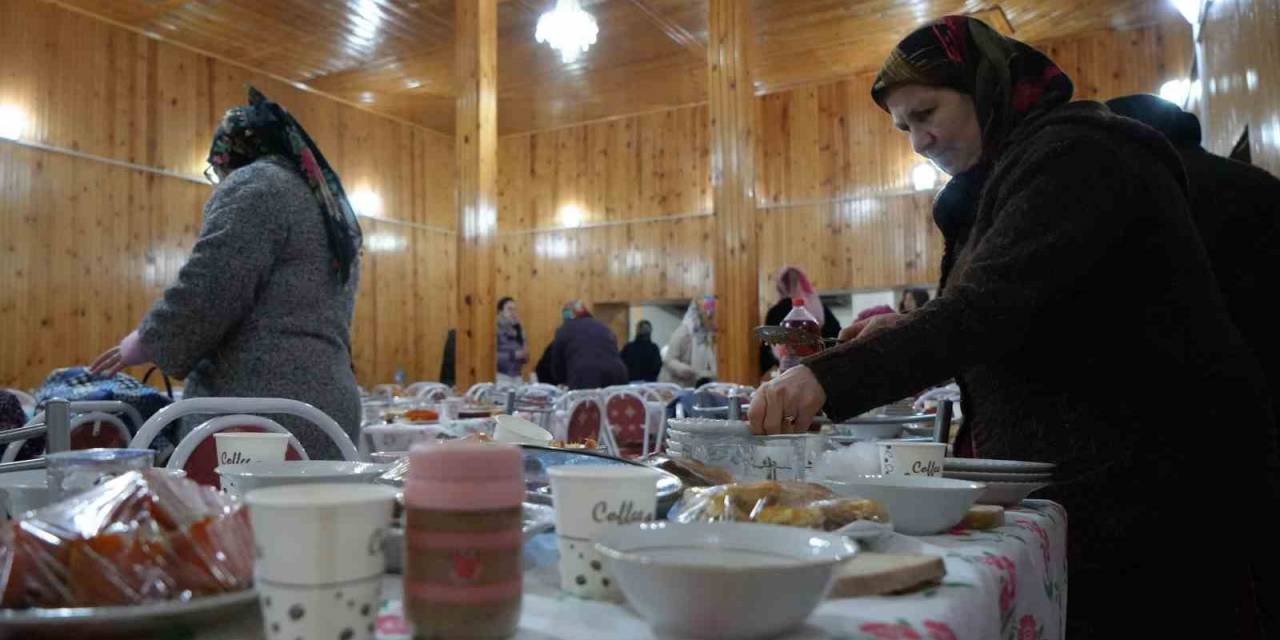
[{"left": 0, "top": 469, "right": 253, "bottom": 609}]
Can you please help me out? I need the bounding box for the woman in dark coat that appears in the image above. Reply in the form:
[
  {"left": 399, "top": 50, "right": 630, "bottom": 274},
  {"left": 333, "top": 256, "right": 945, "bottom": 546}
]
[
  {"left": 544, "top": 300, "right": 628, "bottom": 390},
  {"left": 749, "top": 17, "right": 1275, "bottom": 637}
]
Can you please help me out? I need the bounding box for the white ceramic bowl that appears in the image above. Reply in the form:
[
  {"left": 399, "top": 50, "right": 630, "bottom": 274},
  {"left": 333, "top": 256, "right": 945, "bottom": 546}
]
[
  {"left": 493, "top": 414, "right": 554, "bottom": 445},
  {"left": 823, "top": 475, "right": 985, "bottom": 535},
  {"left": 217, "top": 461, "right": 388, "bottom": 495},
  {"left": 596, "top": 521, "right": 857, "bottom": 640}
]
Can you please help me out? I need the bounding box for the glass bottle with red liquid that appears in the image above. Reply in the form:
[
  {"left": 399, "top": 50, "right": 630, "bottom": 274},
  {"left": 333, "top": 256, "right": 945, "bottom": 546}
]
[{"left": 778, "top": 297, "right": 820, "bottom": 372}]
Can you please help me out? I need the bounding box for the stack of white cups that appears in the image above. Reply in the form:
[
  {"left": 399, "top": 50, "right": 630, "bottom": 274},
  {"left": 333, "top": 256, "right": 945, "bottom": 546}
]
[{"left": 246, "top": 484, "right": 398, "bottom": 640}]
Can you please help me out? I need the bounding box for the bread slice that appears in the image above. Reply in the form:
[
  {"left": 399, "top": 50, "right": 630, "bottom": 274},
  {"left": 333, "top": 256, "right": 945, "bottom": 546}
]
[{"left": 827, "top": 553, "right": 947, "bottom": 598}]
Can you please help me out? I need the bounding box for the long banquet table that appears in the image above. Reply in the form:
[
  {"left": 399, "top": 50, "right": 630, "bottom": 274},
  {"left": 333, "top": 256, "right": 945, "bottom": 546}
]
[{"left": 200, "top": 500, "right": 1067, "bottom": 640}]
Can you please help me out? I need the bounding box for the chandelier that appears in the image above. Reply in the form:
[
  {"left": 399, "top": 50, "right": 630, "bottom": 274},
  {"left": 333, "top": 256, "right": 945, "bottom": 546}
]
[{"left": 535, "top": 0, "right": 599, "bottom": 64}]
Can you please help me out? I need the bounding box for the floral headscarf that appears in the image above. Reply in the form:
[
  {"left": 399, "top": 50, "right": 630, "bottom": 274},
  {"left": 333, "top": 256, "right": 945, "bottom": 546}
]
[
  {"left": 562, "top": 300, "right": 592, "bottom": 321},
  {"left": 871, "top": 16, "right": 1074, "bottom": 249},
  {"left": 208, "top": 86, "right": 362, "bottom": 283},
  {"left": 775, "top": 266, "right": 823, "bottom": 323},
  {"left": 871, "top": 16, "right": 1074, "bottom": 163}
]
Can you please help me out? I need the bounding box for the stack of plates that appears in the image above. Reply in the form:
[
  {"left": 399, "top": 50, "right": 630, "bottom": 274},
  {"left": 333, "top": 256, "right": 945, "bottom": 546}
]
[{"left": 942, "top": 458, "right": 1055, "bottom": 506}]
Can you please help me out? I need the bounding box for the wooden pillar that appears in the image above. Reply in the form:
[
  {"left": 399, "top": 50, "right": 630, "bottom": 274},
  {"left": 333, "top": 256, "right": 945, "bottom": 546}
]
[
  {"left": 708, "top": 0, "right": 759, "bottom": 385},
  {"left": 455, "top": 0, "right": 498, "bottom": 389}
]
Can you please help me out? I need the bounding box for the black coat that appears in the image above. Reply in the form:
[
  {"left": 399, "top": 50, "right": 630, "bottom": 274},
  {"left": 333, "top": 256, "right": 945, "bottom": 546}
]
[
  {"left": 621, "top": 337, "right": 662, "bottom": 382},
  {"left": 758, "top": 300, "right": 842, "bottom": 375},
  {"left": 544, "top": 317, "right": 628, "bottom": 390},
  {"left": 806, "top": 102, "right": 1276, "bottom": 636}
]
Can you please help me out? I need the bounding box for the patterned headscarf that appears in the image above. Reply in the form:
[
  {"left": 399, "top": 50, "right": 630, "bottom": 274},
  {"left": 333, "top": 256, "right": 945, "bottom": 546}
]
[
  {"left": 871, "top": 16, "right": 1074, "bottom": 245},
  {"left": 208, "top": 87, "right": 362, "bottom": 283},
  {"left": 775, "top": 266, "right": 823, "bottom": 323},
  {"left": 562, "top": 300, "right": 591, "bottom": 321},
  {"left": 871, "top": 16, "right": 1073, "bottom": 164}
]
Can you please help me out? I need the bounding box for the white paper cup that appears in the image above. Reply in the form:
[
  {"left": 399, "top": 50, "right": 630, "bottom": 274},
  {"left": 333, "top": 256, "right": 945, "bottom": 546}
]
[
  {"left": 878, "top": 441, "right": 947, "bottom": 477},
  {"left": 493, "top": 414, "right": 554, "bottom": 446},
  {"left": 548, "top": 465, "right": 659, "bottom": 600},
  {"left": 246, "top": 483, "right": 397, "bottom": 585},
  {"left": 258, "top": 574, "right": 381, "bottom": 640},
  {"left": 214, "top": 432, "right": 291, "bottom": 466}
]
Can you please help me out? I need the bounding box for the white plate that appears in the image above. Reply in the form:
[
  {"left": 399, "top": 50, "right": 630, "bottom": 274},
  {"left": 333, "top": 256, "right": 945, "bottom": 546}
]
[
  {"left": 943, "top": 458, "right": 1056, "bottom": 473},
  {"left": 974, "top": 480, "right": 1050, "bottom": 506},
  {"left": 666, "top": 418, "right": 750, "bottom": 436},
  {"left": 943, "top": 470, "right": 1053, "bottom": 483},
  {"left": 0, "top": 589, "right": 257, "bottom": 634}
]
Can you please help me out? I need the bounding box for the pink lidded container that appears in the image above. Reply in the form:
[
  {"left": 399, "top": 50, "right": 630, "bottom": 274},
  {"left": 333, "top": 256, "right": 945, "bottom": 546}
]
[{"left": 403, "top": 441, "right": 524, "bottom": 638}]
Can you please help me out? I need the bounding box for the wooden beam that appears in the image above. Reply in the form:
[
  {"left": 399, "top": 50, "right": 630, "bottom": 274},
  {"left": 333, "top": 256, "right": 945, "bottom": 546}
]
[
  {"left": 455, "top": 0, "right": 499, "bottom": 389},
  {"left": 627, "top": 0, "right": 706, "bottom": 58},
  {"left": 708, "top": 0, "right": 759, "bottom": 385}
]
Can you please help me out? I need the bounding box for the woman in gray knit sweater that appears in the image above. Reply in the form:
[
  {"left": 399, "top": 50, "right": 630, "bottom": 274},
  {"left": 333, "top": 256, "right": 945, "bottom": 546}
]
[{"left": 92, "top": 87, "right": 362, "bottom": 460}]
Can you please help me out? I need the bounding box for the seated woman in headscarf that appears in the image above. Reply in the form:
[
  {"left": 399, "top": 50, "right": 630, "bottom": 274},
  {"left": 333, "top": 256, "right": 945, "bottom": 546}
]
[
  {"left": 748, "top": 17, "right": 1274, "bottom": 637},
  {"left": 759, "top": 267, "right": 841, "bottom": 377},
  {"left": 541, "top": 300, "right": 628, "bottom": 390},
  {"left": 660, "top": 296, "right": 717, "bottom": 388},
  {"left": 91, "top": 87, "right": 363, "bottom": 460}
]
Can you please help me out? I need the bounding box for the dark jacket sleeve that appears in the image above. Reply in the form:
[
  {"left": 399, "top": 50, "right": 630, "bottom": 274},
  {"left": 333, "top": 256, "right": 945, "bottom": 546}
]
[
  {"left": 805, "top": 137, "right": 1139, "bottom": 419},
  {"left": 138, "top": 169, "right": 288, "bottom": 379},
  {"left": 535, "top": 341, "right": 557, "bottom": 385}
]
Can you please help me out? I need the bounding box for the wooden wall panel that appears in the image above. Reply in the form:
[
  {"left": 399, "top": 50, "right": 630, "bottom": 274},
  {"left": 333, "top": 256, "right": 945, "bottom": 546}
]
[
  {"left": 1196, "top": 0, "right": 1280, "bottom": 176},
  {"left": 0, "top": 0, "right": 455, "bottom": 391},
  {"left": 494, "top": 20, "right": 1193, "bottom": 368}
]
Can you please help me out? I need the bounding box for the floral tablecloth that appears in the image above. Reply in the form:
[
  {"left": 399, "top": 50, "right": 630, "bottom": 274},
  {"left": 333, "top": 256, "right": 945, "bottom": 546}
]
[{"left": 369, "top": 500, "right": 1068, "bottom": 640}]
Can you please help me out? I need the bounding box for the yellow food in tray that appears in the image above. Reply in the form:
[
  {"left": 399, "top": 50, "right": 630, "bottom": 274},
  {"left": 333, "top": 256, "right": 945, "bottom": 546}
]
[{"left": 682, "top": 480, "right": 888, "bottom": 531}]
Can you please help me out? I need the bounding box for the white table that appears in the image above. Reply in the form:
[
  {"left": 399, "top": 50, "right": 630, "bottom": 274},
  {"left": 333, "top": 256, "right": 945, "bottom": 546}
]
[{"left": 205, "top": 500, "right": 1066, "bottom": 640}]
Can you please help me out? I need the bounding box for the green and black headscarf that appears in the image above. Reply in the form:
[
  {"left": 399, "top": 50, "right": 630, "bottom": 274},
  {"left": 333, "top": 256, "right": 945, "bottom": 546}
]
[
  {"left": 208, "top": 87, "right": 362, "bottom": 283},
  {"left": 871, "top": 16, "right": 1074, "bottom": 242}
]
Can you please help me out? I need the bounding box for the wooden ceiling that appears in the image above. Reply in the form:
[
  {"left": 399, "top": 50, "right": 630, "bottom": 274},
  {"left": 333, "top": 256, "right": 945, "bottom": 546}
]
[{"left": 51, "top": 0, "right": 1183, "bottom": 134}]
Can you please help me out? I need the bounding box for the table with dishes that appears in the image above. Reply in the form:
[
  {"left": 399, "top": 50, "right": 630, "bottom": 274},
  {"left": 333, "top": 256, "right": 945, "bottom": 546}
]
[{"left": 0, "top": 388, "right": 1067, "bottom": 640}]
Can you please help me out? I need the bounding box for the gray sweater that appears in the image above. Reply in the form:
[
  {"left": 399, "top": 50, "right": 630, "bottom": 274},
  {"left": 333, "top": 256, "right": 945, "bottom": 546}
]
[{"left": 139, "top": 157, "right": 360, "bottom": 459}]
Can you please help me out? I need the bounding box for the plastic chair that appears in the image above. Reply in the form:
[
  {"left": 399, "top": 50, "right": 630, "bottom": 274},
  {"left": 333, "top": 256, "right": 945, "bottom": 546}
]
[
  {"left": 464, "top": 383, "right": 494, "bottom": 403},
  {"left": 2, "top": 400, "right": 144, "bottom": 463},
  {"left": 643, "top": 382, "right": 683, "bottom": 403},
  {"left": 554, "top": 391, "right": 617, "bottom": 457},
  {"left": 1, "top": 411, "right": 132, "bottom": 463},
  {"left": 165, "top": 415, "right": 308, "bottom": 487},
  {"left": 130, "top": 398, "right": 358, "bottom": 468},
  {"left": 604, "top": 389, "right": 653, "bottom": 458},
  {"left": 405, "top": 382, "right": 452, "bottom": 403}
]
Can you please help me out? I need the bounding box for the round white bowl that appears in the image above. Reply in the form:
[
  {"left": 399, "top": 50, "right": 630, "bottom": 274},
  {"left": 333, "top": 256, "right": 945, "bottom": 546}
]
[
  {"left": 823, "top": 475, "right": 985, "bottom": 535},
  {"left": 217, "top": 461, "right": 388, "bottom": 495},
  {"left": 595, "top": 522, "right": 856, "bottom": 640}
]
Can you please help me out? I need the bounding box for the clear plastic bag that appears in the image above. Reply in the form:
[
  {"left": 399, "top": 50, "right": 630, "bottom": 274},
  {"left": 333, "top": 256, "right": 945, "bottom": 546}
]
[
  {"left": 667, "top": 480, "right": 890, "bottom": 533},
  {"left": 0, "top": 469, "right": 253, "bottom": 608}
]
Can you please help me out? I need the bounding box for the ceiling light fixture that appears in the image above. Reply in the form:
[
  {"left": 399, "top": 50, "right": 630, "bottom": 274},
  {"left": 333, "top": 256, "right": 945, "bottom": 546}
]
[{"left": 535, "top": 0, "right": 599, "bottom": 64}]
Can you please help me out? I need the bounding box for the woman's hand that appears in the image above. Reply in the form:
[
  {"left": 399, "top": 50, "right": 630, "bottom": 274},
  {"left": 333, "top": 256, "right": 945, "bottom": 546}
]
[
  {"left": 748, "top": 365, "right": 827, "bottom": 435},
  {"left": 839, "top": 313, "right": 906, "bottom": 343},
  {"left": 89, "top": 330, "right": 151, "bottom": 378}
]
